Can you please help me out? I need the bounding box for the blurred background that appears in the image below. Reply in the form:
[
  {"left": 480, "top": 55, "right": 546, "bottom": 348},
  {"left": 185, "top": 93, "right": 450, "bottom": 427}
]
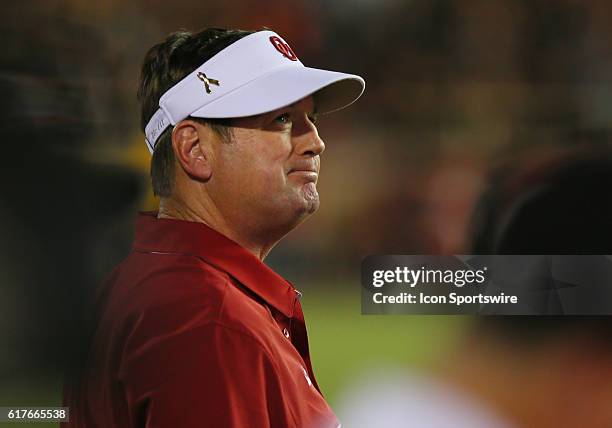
[{"left": 3, "top": 0, "right": 612, "bottom": 426}]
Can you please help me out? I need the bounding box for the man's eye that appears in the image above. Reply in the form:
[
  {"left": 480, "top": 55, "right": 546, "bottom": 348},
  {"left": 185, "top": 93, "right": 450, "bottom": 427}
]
[{"left": 275, "top": 113, "right": 291, "bottom": 124}]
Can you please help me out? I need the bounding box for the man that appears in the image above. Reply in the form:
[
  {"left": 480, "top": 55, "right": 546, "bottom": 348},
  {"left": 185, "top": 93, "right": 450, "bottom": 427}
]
[{"left": 63, "top": 28, "right": 364, "bottom": 427}]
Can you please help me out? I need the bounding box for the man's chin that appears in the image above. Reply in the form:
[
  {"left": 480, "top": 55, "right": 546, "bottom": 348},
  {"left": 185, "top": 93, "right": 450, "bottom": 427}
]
[
  {"left": 300, "top": 182, "right": 320, "bottom": 214},
  {"left": 271, "top": 184, "right": 319, "bottom": 229}
]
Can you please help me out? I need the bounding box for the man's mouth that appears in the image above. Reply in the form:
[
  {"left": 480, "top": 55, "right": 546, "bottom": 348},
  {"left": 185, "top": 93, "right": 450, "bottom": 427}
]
[{"left": 288, "top": 169, "right": 318, "bottom": 182}]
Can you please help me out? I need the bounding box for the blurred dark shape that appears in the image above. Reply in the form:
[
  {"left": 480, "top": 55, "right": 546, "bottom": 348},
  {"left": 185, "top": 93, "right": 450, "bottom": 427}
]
[
  {"left": 468, "top": 147, "right": 612, "bottom": 339},
  {"left": 0, "top": 7, "right": 144, "bottom": 381},
  {"left": 470, "top": 149, "right": 612, "bottom": 254},
  {"left": 433, "top": 149, "right": 612, "bottom": 428}
]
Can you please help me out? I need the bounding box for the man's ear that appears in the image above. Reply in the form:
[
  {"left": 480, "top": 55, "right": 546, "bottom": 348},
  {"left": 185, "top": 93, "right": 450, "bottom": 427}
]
[{"left": 171, "top": 120, "right": 214, "bottom": 182}]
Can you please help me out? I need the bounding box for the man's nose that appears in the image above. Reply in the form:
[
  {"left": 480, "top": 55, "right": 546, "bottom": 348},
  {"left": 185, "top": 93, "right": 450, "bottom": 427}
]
[{"left": 294, "top": 122, "right": 325, "bottom": 157}]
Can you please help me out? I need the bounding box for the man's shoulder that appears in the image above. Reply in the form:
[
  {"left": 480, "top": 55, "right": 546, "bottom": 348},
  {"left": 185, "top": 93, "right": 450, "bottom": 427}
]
[
  {"left": 99, "top": 250, "right": 272, "bottom": 342},
  {"left": 99, "top": 251, "right": 230, "bottom": 323}
]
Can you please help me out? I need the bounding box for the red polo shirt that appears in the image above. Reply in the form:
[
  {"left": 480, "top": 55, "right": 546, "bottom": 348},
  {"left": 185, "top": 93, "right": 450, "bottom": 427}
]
[{"left": 63, "top": 212, "right": 339, "bottom": 428}]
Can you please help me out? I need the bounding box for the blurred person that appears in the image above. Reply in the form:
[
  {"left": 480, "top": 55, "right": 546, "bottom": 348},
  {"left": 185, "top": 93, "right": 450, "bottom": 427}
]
[
  {"left": 338, "top": 150, "right": 612, "bottom": 428},
  {"left": 470, "top": 148, "right": 612, "bottom": 255},
  {"left": 63, "top": 27, "right": 364, "bottom": 427},
  {"left": 458, "top": 151, "right": 612, "bottom": 427}
]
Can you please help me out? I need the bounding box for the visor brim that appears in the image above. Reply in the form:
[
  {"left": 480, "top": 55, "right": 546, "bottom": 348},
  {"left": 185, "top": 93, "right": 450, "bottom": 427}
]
[{"left": 189, "top": 66, "right": 365, "bottom": 119}]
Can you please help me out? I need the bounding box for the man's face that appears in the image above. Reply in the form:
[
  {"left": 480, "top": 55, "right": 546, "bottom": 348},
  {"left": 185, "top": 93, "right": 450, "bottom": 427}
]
[{"left": 206, "top": 96, "right": 325, "bottom": 239}]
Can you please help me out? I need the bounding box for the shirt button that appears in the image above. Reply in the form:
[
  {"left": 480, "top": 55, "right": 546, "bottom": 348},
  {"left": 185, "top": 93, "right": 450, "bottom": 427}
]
[{"left": 283, "top": 328, "right": 290, "bottom": 338}]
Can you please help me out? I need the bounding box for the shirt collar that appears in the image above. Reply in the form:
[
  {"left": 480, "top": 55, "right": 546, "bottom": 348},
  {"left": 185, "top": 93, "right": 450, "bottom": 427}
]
[{"left": 132, "top": 211, "right": 297, "bottom": 318}]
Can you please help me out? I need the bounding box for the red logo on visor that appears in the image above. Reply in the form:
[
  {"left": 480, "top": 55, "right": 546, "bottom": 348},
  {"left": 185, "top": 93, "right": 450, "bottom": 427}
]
[{"left": 269, "top": 36, "right": 298, "bottom": 61}]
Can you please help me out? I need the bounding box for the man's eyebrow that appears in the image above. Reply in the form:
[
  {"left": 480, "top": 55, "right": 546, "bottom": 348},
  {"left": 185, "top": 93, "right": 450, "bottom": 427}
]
[
  {"left": 261, "top": 100, "right": 316, "bottom": 121},
  {"left": 286, "top": 98, "right": 317, "bottom": 111}
]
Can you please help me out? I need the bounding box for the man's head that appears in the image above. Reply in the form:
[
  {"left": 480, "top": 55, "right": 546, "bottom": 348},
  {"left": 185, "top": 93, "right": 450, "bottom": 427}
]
[
  {"left": 137, "top": 28, "right": 254, "bottom": 197},
  {"left": 168, "top": 94, "right": 324, "bottom": 249},
  {"left": 137, "top": 28, "right": 363, "bottom": 255}
]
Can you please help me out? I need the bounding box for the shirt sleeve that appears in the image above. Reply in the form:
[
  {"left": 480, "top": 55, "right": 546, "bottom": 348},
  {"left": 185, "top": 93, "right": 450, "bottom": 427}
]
[{"left": 118, "top": 303, "right": 296, "bottom": 428}]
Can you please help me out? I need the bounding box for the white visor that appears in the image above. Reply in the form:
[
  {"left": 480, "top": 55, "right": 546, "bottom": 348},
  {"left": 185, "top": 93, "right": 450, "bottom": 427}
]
[{"left": 144, "top": 30, "right": 365, "bottom": 153}]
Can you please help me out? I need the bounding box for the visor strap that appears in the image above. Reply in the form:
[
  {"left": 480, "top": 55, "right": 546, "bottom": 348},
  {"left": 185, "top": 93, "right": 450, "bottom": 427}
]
[{"left": 144, "top": 108, "right": 172, "bottom": 153}]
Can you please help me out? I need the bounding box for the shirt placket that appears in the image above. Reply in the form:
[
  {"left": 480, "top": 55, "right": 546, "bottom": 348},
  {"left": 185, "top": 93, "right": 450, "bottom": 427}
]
[
  {"left": 269, "top": 289, "right": 322, "bottom": 394},
  {"left": 289, "top": 290, "right": 322, "bottom": 393}
]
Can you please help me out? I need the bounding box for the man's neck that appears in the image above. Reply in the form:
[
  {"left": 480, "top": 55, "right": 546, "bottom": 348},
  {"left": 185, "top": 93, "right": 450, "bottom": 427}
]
[{"left": 158, "top": 197, "right": 275, "bottom": 260}]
